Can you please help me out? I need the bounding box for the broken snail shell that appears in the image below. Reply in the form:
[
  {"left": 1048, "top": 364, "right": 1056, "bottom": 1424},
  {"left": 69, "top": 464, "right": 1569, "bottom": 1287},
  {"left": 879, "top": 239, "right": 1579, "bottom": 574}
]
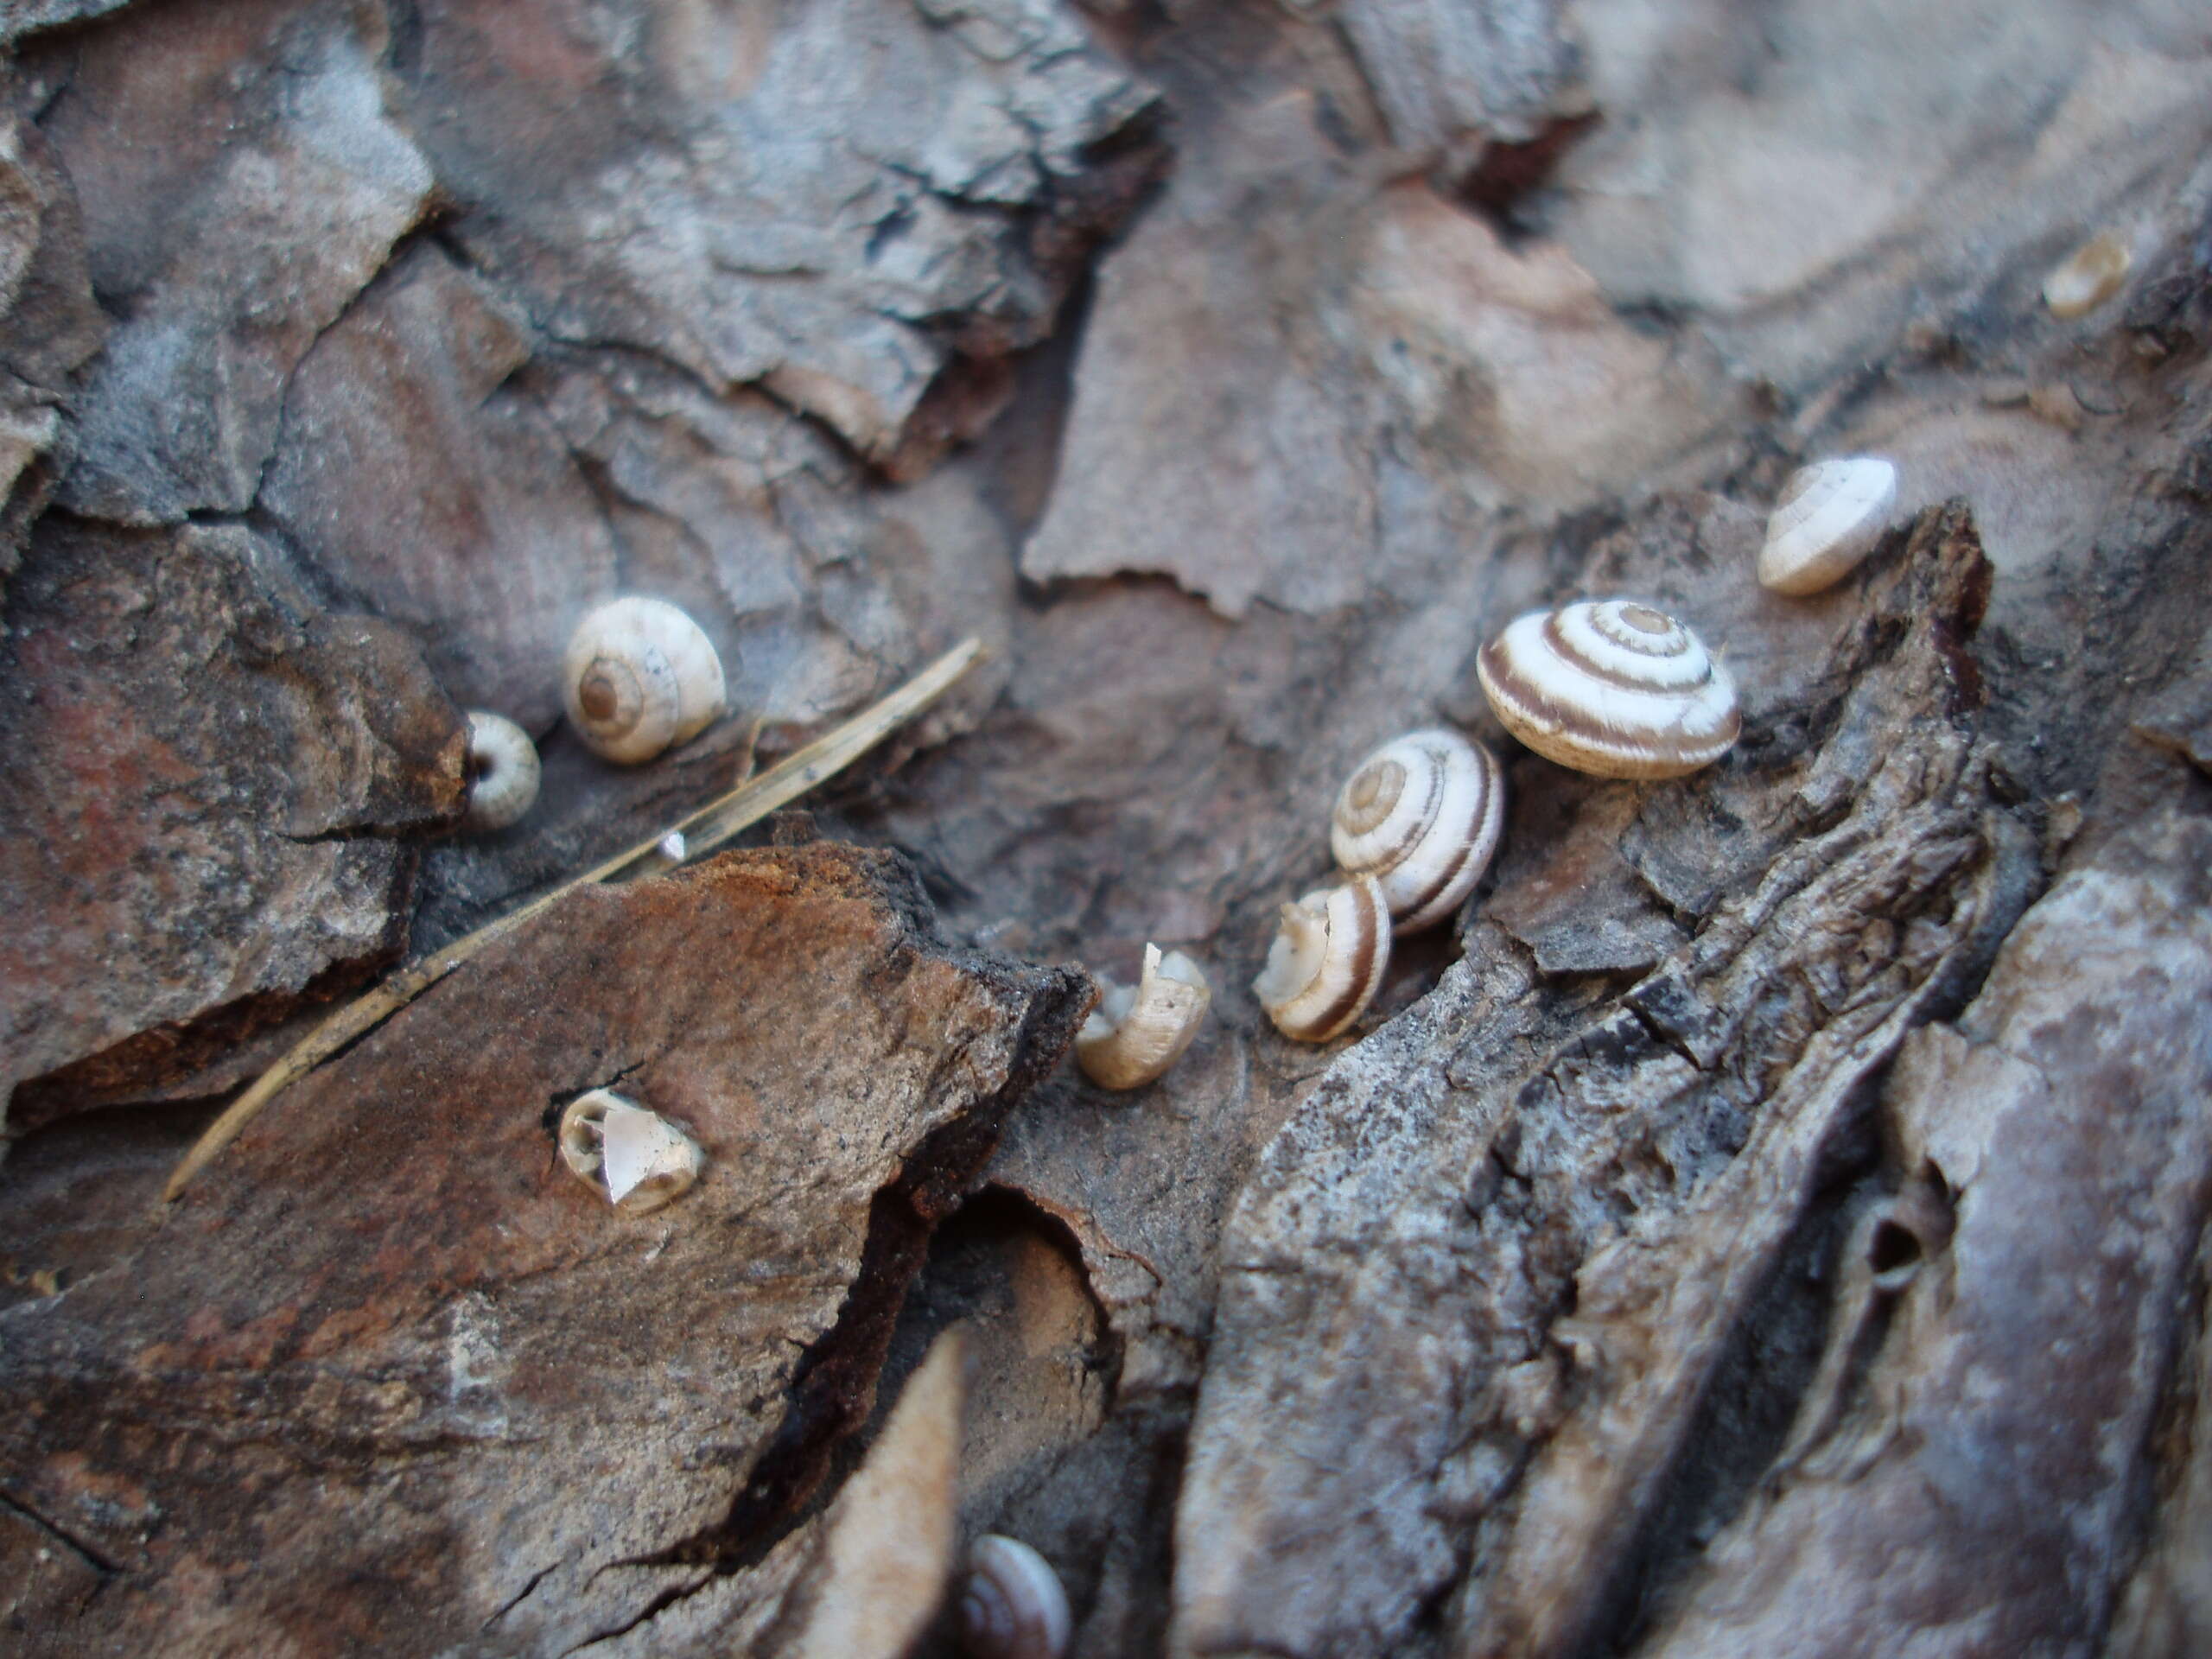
[
  {"left": 958, "top": 1535, "right": 1071, "bottom": 1659},
  {"left": 1252, "top": 874, "right": 1389, "bottom": 1044},
  {"left": 557, "top": 1090, "right": 703, "bottom": 1216},
  {"left": 1075, "top": 944, "right": 1211, "bottom": 1090},
  {"left": 563, "top": 597, "right": 727, "bottom": 764},
  {"left": 1759, "top": 456, "right": 1899, "bottom": 596},
  {"left": 461, "top": 710, "right": 541, "bottom": 833},
  {"left": 1475, "top": 599, "right": 1740, "bottom": 780},
  {"left": 2043, "top": 232, "right": 2132, "bottom": 321},
  {"left": 1331, "top": 728, "right": 1505, "bottom": 933}
]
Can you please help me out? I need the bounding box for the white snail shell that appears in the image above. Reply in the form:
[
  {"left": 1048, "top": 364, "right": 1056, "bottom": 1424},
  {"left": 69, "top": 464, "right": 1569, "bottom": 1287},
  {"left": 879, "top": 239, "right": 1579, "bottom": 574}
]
[
  {"left": 1330, "top": 729, "right": 1505, "bottom": 934},
  {"left": 563, "top": 598, "right": 727, "bottom": 764},
  {"left": 1251, "top": 875, "right": 1390, "bottom": 1044},
  {"left": 2043, "top": 232, "right": 2132, "bottom": 321},
  {"left": 1075, "top": 944, "right": 1211, "bottom": 1090},
  {"left": 461, "top": 710, "right": 541, "bottom": 832},
  {"left": 556, "top": 1090, "right": 703, "bottom": 1216},
  {"left": 1475, "top": 599, "right": 1740, "bottom": 780},
  {"left": 958, "top": 1535, "right": 1071, "bottom": 1659},
  {"left": 1758, "top": 457, "right": 1899, "bottom": 597}
]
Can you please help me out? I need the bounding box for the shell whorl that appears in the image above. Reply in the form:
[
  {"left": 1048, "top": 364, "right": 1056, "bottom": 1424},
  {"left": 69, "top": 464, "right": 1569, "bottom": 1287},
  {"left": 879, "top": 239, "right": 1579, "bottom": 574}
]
[
  {"left": 1251, "top": 875, "right": 1389, "bottom": 1044},
  {"left": 557, "top": 1090, "right": 703, "bottom": 1217},
  {"left": 461, "top": 710, "right": 542, "bottom": 833},
  {"left": 1330, "top": 729, "right": 1505, "bottom": 933},
  {"left": 1075, "top": 944, "right": 1212, "bottom": 1090},
  {"left": 1758, "top": 456, "right": 1899, "bottom": 596},
  {"left": 2043, "top": 232, "right": 2132, "bottom": 321},
  {"left": 958, "top": 1535, "right": 1071, "bottom": 1659},
  {"left": 1475, "top": 599, "right": 1740, "bottom": 780},
  {"left": 563, "top": 598, "right": 727, "bottom": 764}
]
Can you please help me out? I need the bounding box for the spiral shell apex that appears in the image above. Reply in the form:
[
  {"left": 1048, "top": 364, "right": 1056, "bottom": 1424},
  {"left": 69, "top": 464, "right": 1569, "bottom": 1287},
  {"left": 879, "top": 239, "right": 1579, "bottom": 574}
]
[
  {"left": 563, "top": 598, "right": 727, "bottom": 764},
  {"left": 557, "top": 1090, "right": 703, "bottom": 1216},
  {"left": 1252, "top": 875, "right": 1389, "bottom": 1044},
  {"left": 959, "top": 1535, "right": 1071, "bottom": 1659},
  {"left": 461, "top": 711, "right": 541, "bottom": 832},
  {"left": 1076, "top": 944, "right": 1212, "bottom": 1090},
  {"left": 1331, "top": 729, "right": 1505, "bottom": 933},
  {"left": 1759, "top": 457, "right": 1899, "bottom": 596},
  {"left": 1476, "top": 600, "right": 1739, "bottom": 780}
]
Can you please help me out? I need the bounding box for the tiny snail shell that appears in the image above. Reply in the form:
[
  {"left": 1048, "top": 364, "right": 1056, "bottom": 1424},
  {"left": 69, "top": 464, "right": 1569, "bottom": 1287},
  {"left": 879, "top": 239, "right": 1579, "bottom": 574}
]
[
  {"left": 958, "top": 1535, "right": 1071, "bottom": 1659},
  {"left": 563, "top": 597, "right": 727, "bottom": 765},
  {"left": 1758, "top": 456, "right": 1899, "bottom": 596},
  {"left": 1075, "top": 944, "right": 1212, "bottom": 1090},
  {"left": 1330, "top": 729, "right": 1505, "bottom": 933},
  {"left": 557, "top": 1090, "right": 703, "bottom": 1216},
  {"left": 461, "top": 711, "right": 541, "bottom": 833},
  {"left": 1251, "top": 874, "right": 1389, "bottom": 1044},
  {"left": 2043, "top": 232, "right": 2132, "bottom": 321},
  {"left": 1475, "top": 599, "right": 1740, "bottom": 780}
]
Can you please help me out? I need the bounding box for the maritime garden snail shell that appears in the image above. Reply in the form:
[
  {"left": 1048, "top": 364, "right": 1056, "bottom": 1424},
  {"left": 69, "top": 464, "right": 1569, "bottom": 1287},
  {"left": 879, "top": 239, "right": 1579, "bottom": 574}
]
[
  {"left": 556, "top": 1090, "right": 703, "bottom": 1217},
  {"left": 958, "top": 1535, "right": 1071, "bottom": 1659},
  {"left": 563, "top": 597, "right": 727, "bottom": 764},
  {"left": 1075, "top": 944, "right": 1211, "bottom": 1090},
  {"left": 1759, "top": 457, "right": 1899, "bottom": 596},
  {"left": 1331, "top": 729, "right": 1505, "bottom": 934},
  {"left": 1475, "top": 599, "right": 1740, "bottom": 780},
  {"left": 2043, "top": 231, "right": 2132, "bottom": 321},
  {"left": 1252, "top": 874, "right": 1389, "bottom": 1044},
  {"left": 461, "top": 711, "right": 541, "bottom": 833}
]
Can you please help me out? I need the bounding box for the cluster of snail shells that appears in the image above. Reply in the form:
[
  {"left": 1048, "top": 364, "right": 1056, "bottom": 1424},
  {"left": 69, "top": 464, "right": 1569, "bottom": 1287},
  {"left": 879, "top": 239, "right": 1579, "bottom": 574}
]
[
  {"left": 1076, "top": 944, "right": 1212, "bottom": 1090},
  {"left": 1477, "top": 598, "right": 1740, "bottom": 780},
  {"left": 957, "top": 1535, "right": 1071, "bottom": 1659},
  {"left": 557, "top": 1089, "right": 703, "bottom": 1217},
  {"left": 563, "top": 597, "right": 727, "bottom": 765}
]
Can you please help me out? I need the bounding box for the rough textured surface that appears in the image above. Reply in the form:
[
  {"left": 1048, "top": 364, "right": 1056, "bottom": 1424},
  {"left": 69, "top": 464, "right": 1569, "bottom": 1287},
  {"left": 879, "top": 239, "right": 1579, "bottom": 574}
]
[
  {"left": 0, "top": 846, "right": 1088, "bottom": 1656},
  {"left": 0, "top": 518, "right": 463, "bottom": 1139},
  {"left": 3, "top": 0, "right": 2212, "bottom": 1654}
]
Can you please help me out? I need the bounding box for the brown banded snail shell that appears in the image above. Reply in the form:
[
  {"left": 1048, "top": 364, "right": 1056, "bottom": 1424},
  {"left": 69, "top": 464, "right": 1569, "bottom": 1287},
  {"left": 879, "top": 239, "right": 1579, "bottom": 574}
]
[
  {"left": 1251, "top": 875, "right": 1389, "bottom": 1044},
  {"left": 1758, "top": 457, "right": 1899, "bottom": 596},
  {"left": 1331, "top": 729, "right": 1505, "bottom": 933},
  {"left": 1475, "top": 599, "right": 1740, "bottom": 779},
  {"left": 1075, "top": 944, "right": 1211, "bottom": 1090},
  {"left": 958, "top": 1535, "right": 1071, "bottom": 1659},
  {"left": 557, "top": 1090, "right": 703, "bottom": 1216},
  {"left": 563, "top": 598, "right": 727, "bottom": 765},
  {"left": 2043, "top": 232, "right": 2132, "bottom": 321},
  {"left": 461, "top": 711, "right": 541, "bottom": 833}
]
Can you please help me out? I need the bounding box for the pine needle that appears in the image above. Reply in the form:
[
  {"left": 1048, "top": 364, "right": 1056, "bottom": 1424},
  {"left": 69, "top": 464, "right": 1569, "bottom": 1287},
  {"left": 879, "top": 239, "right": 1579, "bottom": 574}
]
[{"left": 163, "top": 636, "right": 986, "bottom": 1202}]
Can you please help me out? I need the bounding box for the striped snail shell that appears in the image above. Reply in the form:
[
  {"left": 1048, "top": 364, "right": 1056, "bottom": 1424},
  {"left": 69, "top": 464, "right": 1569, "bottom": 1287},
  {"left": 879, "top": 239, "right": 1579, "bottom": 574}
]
[
  {"left": 563, "top": 597, "right": 727, "bottom": 765},
  {"left": 461, "top": 711, "right": 541, "bottom": 833},
  {"left": 1251, "top": 875, "right": 1389, "bottom": 1044},
  {"left": 2043, "top": 232, "right": 2132, "bottom": 321},
  {"left": 557, "top": 1090, "right": 703, "bottom": 1217},
  {"left": 1758, "top": 457, "right": 1898, "bottom": 596},
  {"left": 1075, "top": 944, "right": 1212, "bottom": 1090},
  {"left": 958, "top": 1535, "right": 1071, "bottom": 1659},
  {"left": 1475, "top": 599, "right": 1740, "bottom": 780},
  {"left": 1330, "top": 729, "right": 1505, "bottom": 933}
]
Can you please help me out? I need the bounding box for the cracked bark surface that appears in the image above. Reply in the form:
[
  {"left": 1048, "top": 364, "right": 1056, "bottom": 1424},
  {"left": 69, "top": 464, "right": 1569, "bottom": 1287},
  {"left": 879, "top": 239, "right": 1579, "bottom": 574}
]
[{"left": 3, "top": 0, "right": 2211, "bottom": 1653}]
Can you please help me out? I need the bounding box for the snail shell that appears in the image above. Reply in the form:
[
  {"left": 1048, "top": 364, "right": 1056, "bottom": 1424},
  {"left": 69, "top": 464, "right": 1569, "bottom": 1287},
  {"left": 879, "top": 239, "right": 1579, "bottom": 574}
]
[
  {"left": 461, "top": 710, "right": 541, "bottom": 833},
  {"left": 563, "top": 598, "right": 727, "bottom": 764},
  {"left": 1075, "top": 944, "right": 1211, "bottom": 1090},
  {"left": 557, "top": 1090, "right": 703, "bottom": 1216},
  {"left": 2043, "top": 232, "right": 2132, "bottom": 321},
  {"left": 1251, "top": 875, "right": 1389, "bottom": 1044},
  {"left": 1758, "top": 457, "right": 1899, "bottom": 596},
  {"left": 1475, "top": 599, "right": 1740, "bottom": 779},
  {"left": 958, "top": 1535, "right": 1071, "bottom": 1659},
  {"left": 1330, "top": 729, "right": 1505, "bottom": 933}
]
